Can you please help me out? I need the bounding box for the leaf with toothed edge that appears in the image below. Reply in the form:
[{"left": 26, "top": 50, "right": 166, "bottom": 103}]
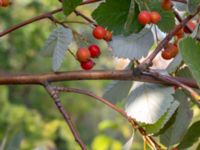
[
  {"left": 160, "top": 90, "right": 193, "bottom": 147},
  {"left": 143, "top": 100, "right": 179, "bottom": 134},
  {"left": 179, "top": 37, "right": 200, "bottom": 87},
  {"left": 125, "top": 82, "right": 175, "bottom": 124},
  {"left": 43, "top": 26, "right": 73, "bottom": 72},
  {"left": 109, "top": 28, "right": 154, "bottom": 60}
]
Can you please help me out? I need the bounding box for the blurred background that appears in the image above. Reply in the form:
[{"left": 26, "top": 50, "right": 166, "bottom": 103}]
[{"left": 0, "top": 0, "right": 145, "bottom": 149}]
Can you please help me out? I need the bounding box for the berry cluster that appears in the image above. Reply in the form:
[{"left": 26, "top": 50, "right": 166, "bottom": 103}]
[
  {"left": 76, "top": 26, "right": 112, "bottom": 70},
  {"left": 76, "top": 45, "right": 100, "bottom": 70},
  {"left": 0, "top": 0, "right": 10, "bottom": 7},
  {"left": 161, "top": 43, "right": 178, "bottom": 60},
  {"left": 92, "top": 26, "right": 112, "bottom": 41},
  {"left": 138, "top": 11, "right": 161, "bottom": 26}
]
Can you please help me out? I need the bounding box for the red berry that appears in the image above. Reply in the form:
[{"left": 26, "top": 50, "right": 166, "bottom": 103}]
[
  {"left": 76, "top": 48, "right": 90, "bottom": 62},
  {"left": 138, "top": 11, "right": 151, "bottom": 25},
  {"left": 175, "top": 29, "right": 184, "bottom": 39},
  {"left": 103, "top": 30, "right": 112, "bottom": 41},
  {"left": 161, "top": 0, "right": 172, "bottom": 10},
  {"left": 81, "top": 59, "right": 94, "bottom": 70},
  {"left": 161, "top": 49, "right": 173, "bottom": 60},
  {"left": 183, "top": 21, "right": 196, "bottom": 33},
  {"left": 93, "top": 26, "right": 106, "bottom": 39},
  {"left": 150, "top": 11, "right": 161, "bottom": 24},
  {"left": 88, "top": 44, "right": 101, "bottom": 58},
  {"left": 165, "top": 43, "right": 179, "bottom": 58}
]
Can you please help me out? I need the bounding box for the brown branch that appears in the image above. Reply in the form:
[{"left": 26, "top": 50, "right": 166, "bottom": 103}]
[
  {"left": 0, "top": 70, "right": 198, "bottom": 89},
  {"left": 0, "top": 0, "right": 102, "bottom": 37},
  {"left": 53, "top": 86, "right": 162, "bottom": 150},
  {"left": 173, "top": 8, "right": 200, "bottom": 41},
  {"left": 74, "top": 10, "right": 97, "bottom": 26},
  {"left": 139, "top": 7, "right": 200, "bottom": 69},
  {"left": 45, "top": 84, "right": 87, "bottom": 150},
  {"left": 143, "top": 71, "right": 200, "bottom": 102}
]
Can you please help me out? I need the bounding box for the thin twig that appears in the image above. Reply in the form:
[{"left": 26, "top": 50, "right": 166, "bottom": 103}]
[
  {"left": 45, "top": 84, "right": 87, "bottom": 150},
  {"left": 0, "top": 0, "right": 102, "bottom": 37},
  {"left": 74, "top": 10, "right": 97, "bottom": 26},
  {"left": 143, "top": 71, "right": 200, "bottom": 102},
  {"left": 53, "top": 86, "right": 162, "bottom": 150},
  {"left": 139, "top": 7, "right": 200, "bottom": 69}
]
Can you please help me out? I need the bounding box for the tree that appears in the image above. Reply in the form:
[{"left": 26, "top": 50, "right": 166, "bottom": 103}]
[{"left": 0, "top": 0, "right": 200, "bottom": 149}]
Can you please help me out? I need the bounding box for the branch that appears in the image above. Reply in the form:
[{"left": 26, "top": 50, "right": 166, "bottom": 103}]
[
  {"left": 139, "top": 7, "right": 200, "bottom": 69},
  {"left": 0, "top": 0, "right": 102, "bottom": 37},
  {"left": 173, "top": 8, "right": 200, "bottom": 41},
  {"left": 0, "top": 70, "right": 198, "bottom": 89},
  {"left": 45, "top": 84, "right": 87, "bottom": 150},
  {"left": 143, "top": 71, "right": 200, "bottom": 102},
  {"left": 52, "top": 86, "right": 162, "bottom": 150}
]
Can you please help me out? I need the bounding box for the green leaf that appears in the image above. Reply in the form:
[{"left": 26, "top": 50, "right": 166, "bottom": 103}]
[
  {"left": 178, "top": 121, "right": 200, "bottom": 149},
  {"left": 63, "top": 0, "right": 82, "bottom": 16},
  {"left": 103, "top": 81, "right": 133, "bottom": 104},
  {"left": 110, "top": 28, "right": 154, "bottom": 59},
  {"left": 160, "top": 90, "right": 193, "bottom": 147},
  {"left": 43, "top": 26, "right": 73, "bottom": 71},
  {"left": 188, "top": 0, "right": 200, "bottom": 14},
  {"left": 179, "top": 37, "right": 200, "bottom": 87},
  {"left": 92, "top": 0, "right": 143, "bottom": 35},
  {"left": 143, "top": 100, "right": 179, "bottom": 134},
  {"left": 125, "top": 82, "right": 175, "bottom": 124},
  {"left": 124, "top": 0, "right": 136, "bottom": 35}
]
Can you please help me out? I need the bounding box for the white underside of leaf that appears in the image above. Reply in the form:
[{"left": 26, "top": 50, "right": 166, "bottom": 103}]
[
  {"left": 43, "top": 26, "right": 73, "bottom": 71},
  {"left": 109, "top": 28, "right": 154, "bottom": 60},
  {"left": 125, "top": 82, "right": 175, "bottom": 124},
  {"left": 122, "top": 132, "right": 134, "bottom": 150}
]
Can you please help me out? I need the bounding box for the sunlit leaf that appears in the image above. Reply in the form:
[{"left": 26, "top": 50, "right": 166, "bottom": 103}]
[{"left": 125, "top": 82, "right": 175, "bottom": 124}]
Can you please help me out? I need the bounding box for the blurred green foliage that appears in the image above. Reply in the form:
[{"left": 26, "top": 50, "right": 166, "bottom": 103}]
[{"left": 0, "top": 1, "right": 144, "bottom": 149}]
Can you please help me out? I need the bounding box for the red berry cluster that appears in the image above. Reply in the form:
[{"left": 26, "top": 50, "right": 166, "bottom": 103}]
[
  {"left": 138, "top": 11, "right": 161, "bottom": 26},
  {"left": 76, "top": 26, "right": 112, "bottom": 70},
  {"left": 0, "top": 0, "right": 10, "bottom": 7},
  {"left": 161, "top": 43, "right": 179, "bottom": 60},
  {"left": 76, "top": 45, "right": 101, "bottom": 70},
  {"left": 92, "top": 26, "right": 112, "bottom": 41}
]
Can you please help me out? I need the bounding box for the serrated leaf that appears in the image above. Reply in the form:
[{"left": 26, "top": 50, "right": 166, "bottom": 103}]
[
  {"left": 179, "top": 37, "right": 200, "bottom": 87},
  {"left": 122, "top": 133, "right": 134, "bottom": 150},
  {"left": 160, "top": 90, "right": 193, "bottom": 147},
  {"left": 143, "top": 100, "right": 179, "bottom": 134},
  {"left": 178, "top": 121, "right": 200, "bottom": 149},
  {"left": 125, "top": 82, "right": 175, "bottom": 124},
  {"left": 110, "top": 28, "right": 154, "bottom": 60},
  {"left": 103, "top": 81, "right": 133, "bottom": 104},
  {"left": 92, "top": 0, "right": 143, "bottom": 35},
  {"left": 63, "top": 0, "right": 82, "bottom": 16},
  {"left": 43, "top": 26, "right": 73, "bottom": 71},
  {"left": 188, "top": 0, "right": 200, "bottom": 14},
  {"left": 166, "top": 53, "right": 182, "bottom": 73}
]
